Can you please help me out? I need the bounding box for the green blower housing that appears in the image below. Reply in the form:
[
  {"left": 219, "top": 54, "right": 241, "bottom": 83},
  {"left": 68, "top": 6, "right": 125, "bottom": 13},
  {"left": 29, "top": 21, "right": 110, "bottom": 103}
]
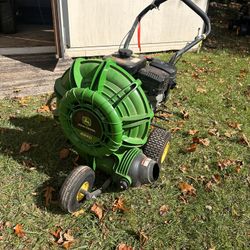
[{"left": 55, "top": 58, "right": 167, "bottom": 212}]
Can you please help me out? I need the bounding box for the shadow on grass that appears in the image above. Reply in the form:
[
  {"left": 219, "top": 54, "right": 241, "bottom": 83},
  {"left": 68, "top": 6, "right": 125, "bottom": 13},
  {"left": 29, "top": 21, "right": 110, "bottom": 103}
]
[
  {"left": 205, "top": 5, "right": 250, "bottom": 55},
  {"left": 0, "top": 114, "right": 117, "bottom": 214}
]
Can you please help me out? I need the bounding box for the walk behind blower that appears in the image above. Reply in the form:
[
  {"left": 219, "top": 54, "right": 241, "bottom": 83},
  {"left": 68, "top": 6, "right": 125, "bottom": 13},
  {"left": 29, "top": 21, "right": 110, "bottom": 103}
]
[{"left": 53, "top": 0, "right": 211, "bottom": 213}]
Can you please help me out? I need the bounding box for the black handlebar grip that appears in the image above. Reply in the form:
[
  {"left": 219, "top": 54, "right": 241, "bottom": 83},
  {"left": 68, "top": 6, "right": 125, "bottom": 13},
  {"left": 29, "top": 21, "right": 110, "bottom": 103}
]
[{"left": 153, "top": 0, "right": 168, "bottom": 7}]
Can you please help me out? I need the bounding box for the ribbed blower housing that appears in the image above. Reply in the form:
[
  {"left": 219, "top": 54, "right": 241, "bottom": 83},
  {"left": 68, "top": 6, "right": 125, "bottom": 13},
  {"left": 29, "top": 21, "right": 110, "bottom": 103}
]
[{"left": 55, "top": 58, "right": 160, "bottom": 193}]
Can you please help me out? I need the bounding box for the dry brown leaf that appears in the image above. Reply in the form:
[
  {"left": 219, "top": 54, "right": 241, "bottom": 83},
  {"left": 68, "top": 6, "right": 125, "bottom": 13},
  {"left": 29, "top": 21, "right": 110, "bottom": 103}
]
[
  {"left": 23, "top": 160, "right": 36, "bottom": 170},
  {"left": 205, "top": 181, "right": 213, "bottom": 191},
  {"left": 180, "top": 109, "right": 189, "bottom": 119},
  {"left": 52, "top": 228, "right": 74, "bottom": 249},
  {"left": 72, "top": 209, "right": 85, "bottom": 217},
  {"left": 159, "top": 112, "right": 173, "bottom": 118},
  {"left": 170, "top": 127, "right": 181, "bottom": 133},
  {"left": 208, "top": 128, "right": 220, "bottom": 137},
  {"left": 224, "top": 130, "right": 237, "bottom": 138},
  {"left": 186, "top": 144, "right": 197, "bottom": 153},
  {"left": 179, "top": 195, "right": 188, "bottom": 204},
  {"left": 193, "top": 137, "right": 210, "bottom": 146},
  {"left": 63, "top": 241, "right": 73, "bottom": 249},
  {"left": 13, "top": 224, "right": 25, "bottom": 238},
  {"left": 139, "top": 231, "right": 148, "bottom": 246},
  {"left": 52, "top": 227, "right": 62, "bottom": 239},
  {"left": 19, "top": 142, "right": 32, "bottom": 153},
  {"left": 43, "top": 186, "right": 55, "bottom": 207},
  {"left": 218, "top": 160, "right": 234, "bottom": 170},
  {"left": 117, "top": 243, "right": 133, "bottom": 250},
  {"left": 239, "top": 134, "right": 250, "bottom": 147},
  {"left": 200, "top": 138, "right": 210, "bottom": 147},
  {"left": 196, "top": 87, "right": 207, "bottom": 93},
  {"left": 212, "top": 174, "right": 221, "bottom": 184},
  {"left": 59, "top": 148, "right": 70, "bottom": 159},
  {"left": 188, "top": 129, "right": 199, "bottom": 135},
  {"left": 0, "top": 236, "right": 3, "bottom": 241},
  {"left": 63, "top": 230, "right": 74, "bottom": 243},
  {"left": 90, "top": 203, "right": 103, "bottom": 220},
  {"left": 37, "top": 105, "right": 50, "bottom": 113},
  {"left": 179, "top": 182, "right": 196, "bottom": 196},
  {"left": 228, "top": 122, "right": 242, "bottom": 130},
  {"left": 112, "top": 197, "right": 128, "bottom": 212},
  {"left": 179, "top": 165, "right": 188, "bottom": 173},
  {"left": 159, "top": 205, "right": 170, "bottom": 216},
  {"left": 235, "top": 166, "right": 242, "bottom": 174}
]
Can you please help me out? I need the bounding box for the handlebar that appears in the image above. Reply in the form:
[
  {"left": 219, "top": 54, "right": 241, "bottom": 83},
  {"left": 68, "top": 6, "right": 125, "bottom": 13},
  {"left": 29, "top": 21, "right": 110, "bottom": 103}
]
[
  {"left": 122, "top": 0, "right": 211, "bottom": 65},
  {"left": 153, "top": 0, "right": 168, "bottom": 8}
]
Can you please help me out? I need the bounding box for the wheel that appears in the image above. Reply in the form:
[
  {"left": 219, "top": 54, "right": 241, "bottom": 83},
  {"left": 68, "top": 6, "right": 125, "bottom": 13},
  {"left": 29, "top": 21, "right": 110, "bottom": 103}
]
[
  {"left": 59, "top": 165, "right": 95, "bottom": 213},
  {"left": 143, "top": 128, "right": 171, "bottom": 165}
]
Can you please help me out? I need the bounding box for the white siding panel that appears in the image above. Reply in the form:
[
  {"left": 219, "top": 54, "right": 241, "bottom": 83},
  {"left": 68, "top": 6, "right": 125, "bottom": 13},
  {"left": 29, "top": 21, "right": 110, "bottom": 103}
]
[{"left": 62, "top": 0, "right": 208, "bottom": 57}]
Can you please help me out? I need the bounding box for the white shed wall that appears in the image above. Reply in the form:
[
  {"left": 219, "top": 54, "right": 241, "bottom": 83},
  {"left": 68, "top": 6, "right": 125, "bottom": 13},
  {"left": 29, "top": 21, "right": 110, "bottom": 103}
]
[{"left": 60, "top": 0, "right": 208, "bottom": 57}]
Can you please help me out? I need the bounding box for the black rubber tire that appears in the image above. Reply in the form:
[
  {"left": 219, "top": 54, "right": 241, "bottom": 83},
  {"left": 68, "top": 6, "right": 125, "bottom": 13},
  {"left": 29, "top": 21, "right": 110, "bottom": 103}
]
[
  {"left": 143, "top": 128, "right": 171, "bottom": 164},
  {"left": 0, "top": 1, "right": 16, "bottom": 34},
  {"left": 59, "top": 165, "right": 95, "bottom": 213}
]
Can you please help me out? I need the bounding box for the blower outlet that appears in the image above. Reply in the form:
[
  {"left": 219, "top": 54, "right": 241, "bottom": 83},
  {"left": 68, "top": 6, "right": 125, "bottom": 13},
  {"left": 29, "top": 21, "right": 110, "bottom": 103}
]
[{"left": 128, "top": 153, "right": 160, "bottom": 187}]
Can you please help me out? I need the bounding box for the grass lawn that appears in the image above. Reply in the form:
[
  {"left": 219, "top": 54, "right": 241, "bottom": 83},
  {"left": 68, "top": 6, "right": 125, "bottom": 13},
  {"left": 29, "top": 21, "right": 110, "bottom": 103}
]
[{"left": 0, "top": 5, "right": 250, "bottom": 250}]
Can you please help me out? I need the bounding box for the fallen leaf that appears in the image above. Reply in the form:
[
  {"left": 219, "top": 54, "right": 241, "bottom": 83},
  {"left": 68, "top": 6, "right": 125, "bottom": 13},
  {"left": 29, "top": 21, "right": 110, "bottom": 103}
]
[
  {"left": 205, "top": 181, "right": 213, "bottom": 191},
  {"left": 72, "top": 209, "right": 85, "bottom": 217},
  {"left": 170, "top": 127, "right": 181, "bottom": 133},
  {"left": 43, "top": 186, "right": 55, "bottom": 207},
  {"left": 228, "top": 122, "right": 242, "bottom": 130},
  {"left": 239, "top": 134, "right": 250, "bottom": 147},
  {"left": 37, "top": 105, "right": 50, "bottom": 113},
  {"left": 63, "top": 230, "right": 74, "bottom": 243},
  {"left": 179, "top": 182, "right": 196, "bottom": 196},
  {"left": 90, "top": 203, "right": 103, "bottom": 220},
  {"left": 218, "top": 160, "right": 234, "bottom": 170},
  {"left": 159, "top": 112, "right": 173, "bottom": 118},
  {"left": 212, "top": 174, "right": 221, "bottom": 184},
  {"left": 19, "top": 142, "right": 32, "bottom": 153},
  {"left": 5, "top": 221, "right": 11, "bottom": 228},
  {"left": 186, "top": 144, "right": 197, "bottom": 153},
  {"left": 159, "top": 205, "right": 170, "bottom": 216},
  {"left": 200, "top": 138, "right": 210, "bottom": 147},
  {"left": 112, "top": 197, "right": 128, "bottom": 212},
  {"left": 139, "top": 231, "right": 148, "bottom": 246},
  {"left": 188, "top": 129, "right": 199, "bottom": 135},
  {"left": 180, "top": 109, "right": 189, "bottom": 119},
  {"left": 179, "top": 165, "right": 188, "bottom": 173},
  {"left": 205, "top": 205, "right": 213, "bottom": 211},
  {"left": 224, "top": 130, "right": 237, "bottom": 138},
  {"left": 208, "top": 128, "right": 220, "bottom": 137},
  {"left": 235, "top": 166, "right": 242, "bottom": 174},
  {"left": 13, "top": 224, "right": 25, "bottom": 238},
  {"left": 0, "top": 236, "right": 3, "bottom": 241},
  {"left": 52, "top": 227, "right": 62, "bottom": 239},
  {"left": 52, "top": 228, "right": 74, "bottom": 249},
  {"left": 63, "top": 241, "right": 73, "bottom": 249},
  {"left": 23, "top": 160, "right": 36, "bottom": 170},
  {"left": 193, "top": 137, "right": 210, "bottom": 146},
  {"left": 117, "top": 243, "right": 133, "bottom": 250},
  {"left": 59, "top": 148, "right": 70, "bottom": 159},
  {"left": 196, "top": 87, "right": 207, "bottom": 93}
]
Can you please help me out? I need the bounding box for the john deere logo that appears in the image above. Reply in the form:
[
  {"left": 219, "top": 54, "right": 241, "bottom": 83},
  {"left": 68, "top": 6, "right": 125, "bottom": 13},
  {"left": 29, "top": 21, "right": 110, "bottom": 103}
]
[{"left": 82, "top": 116, "right": 92, "bottom": 127}]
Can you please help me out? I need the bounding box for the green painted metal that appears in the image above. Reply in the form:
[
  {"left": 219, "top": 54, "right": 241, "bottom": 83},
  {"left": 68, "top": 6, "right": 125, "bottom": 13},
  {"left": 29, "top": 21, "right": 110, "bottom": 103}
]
[{"left": 55, "top": 58, "right": 153, "bottom": 184}]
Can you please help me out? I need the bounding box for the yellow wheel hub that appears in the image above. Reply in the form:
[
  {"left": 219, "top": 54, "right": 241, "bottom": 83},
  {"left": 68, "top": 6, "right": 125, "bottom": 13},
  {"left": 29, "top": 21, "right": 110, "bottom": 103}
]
[
  {"left": 161, "top": 142, "right": 170, "bottom": 164},
  {"left": 76, "top": 181, "right": 89, "bottom": 202}
]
